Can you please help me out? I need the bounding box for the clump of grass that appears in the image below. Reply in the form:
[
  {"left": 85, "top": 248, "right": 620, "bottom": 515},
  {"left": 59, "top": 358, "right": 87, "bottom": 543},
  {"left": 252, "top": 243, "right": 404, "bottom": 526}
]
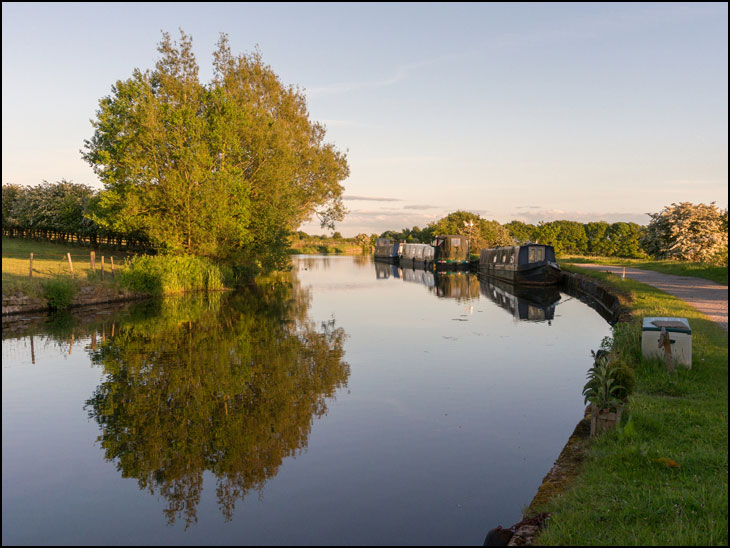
[
  {"left": 43, "top": 277, "right": 77, "bottom": 310},
  {"left": 118, "top": 255, "right": 231, "bottom": 295}
]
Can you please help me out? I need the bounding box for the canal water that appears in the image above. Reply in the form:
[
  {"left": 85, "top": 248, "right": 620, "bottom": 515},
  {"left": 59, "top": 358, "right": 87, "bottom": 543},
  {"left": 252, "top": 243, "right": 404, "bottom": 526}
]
[{"left": 2, "top": 255, "right": 611, "bottom": 545}]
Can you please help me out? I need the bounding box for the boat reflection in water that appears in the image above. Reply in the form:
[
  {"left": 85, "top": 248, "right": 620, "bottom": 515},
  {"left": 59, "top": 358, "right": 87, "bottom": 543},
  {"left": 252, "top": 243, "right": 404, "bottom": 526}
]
[
  {"left": 479, "top": 275, "right": 561, "bottom": 323},
  {"left": 434, "top": 272, "right": 480, "bottom": 301},
  {"left": 401, "top": 266, "right": 436, "bottom": 289},
  {"left": 376, "top": 264, "right": 479, "bottom": 301},
  {"left": 374, "top": 261, "right": 401, "bottom": 279}
]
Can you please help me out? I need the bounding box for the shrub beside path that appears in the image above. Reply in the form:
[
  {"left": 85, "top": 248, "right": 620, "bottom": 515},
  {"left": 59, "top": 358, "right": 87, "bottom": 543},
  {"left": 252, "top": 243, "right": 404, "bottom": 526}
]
[{"left": 574, "top": 263, "right": 728, "bottom": 331}]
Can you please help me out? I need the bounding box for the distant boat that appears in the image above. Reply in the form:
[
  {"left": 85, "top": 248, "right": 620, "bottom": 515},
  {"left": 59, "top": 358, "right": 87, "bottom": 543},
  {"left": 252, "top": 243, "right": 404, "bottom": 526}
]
[
  {"left": 432, "top": 235, "right": 470, "bottom": 270},
  {"left": 399, "top": 243, "right": 434, "bottom": 269},
  {"left": 478, "top": 244, "right": 560, "bottom": 285},
  {"left": 374, "top": 238, "right": 400, "bottom": 262}
]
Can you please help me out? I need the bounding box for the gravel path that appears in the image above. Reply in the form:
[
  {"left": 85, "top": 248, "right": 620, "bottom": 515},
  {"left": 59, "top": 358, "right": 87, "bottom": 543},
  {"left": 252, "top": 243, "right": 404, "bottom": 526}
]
[{"left": 574, "top": 264, "right": 728, "bottom": 331}]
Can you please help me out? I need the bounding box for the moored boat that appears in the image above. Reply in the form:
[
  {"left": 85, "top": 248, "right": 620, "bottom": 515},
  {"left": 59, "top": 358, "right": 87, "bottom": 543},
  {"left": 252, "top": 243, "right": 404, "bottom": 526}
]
[
  {"left": 478, "top": 244, "right": 560, "bottom": 285},
  {"left": 432, "top": 235, "right": 470, "bottom": 270},
  {"left": 399, "top": 243, "right": 434, "bottom": 269},
  {"left": 374, "top": 238, "right": 401, "bottom": 262}
]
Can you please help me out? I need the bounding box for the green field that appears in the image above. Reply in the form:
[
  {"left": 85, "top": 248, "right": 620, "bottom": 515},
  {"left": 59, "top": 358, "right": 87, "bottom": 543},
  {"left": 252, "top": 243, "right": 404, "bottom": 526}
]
[
  {"left": 2, "top": 237, "right": 132, "bottom": 297},
  {"left": 536, "top": 265, "right": 728, "bottom": 545}
]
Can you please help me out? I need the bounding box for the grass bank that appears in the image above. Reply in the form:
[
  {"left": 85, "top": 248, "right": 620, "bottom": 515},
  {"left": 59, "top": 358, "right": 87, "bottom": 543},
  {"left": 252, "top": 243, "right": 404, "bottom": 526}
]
[
  {"left": 560, "top": 255, "right": 728, "bottom": 285},
  {"left": 534, "top": 264, "right": 728, "bottom": 545},
  {"left": 2, "top": 238, "right": 234, "bottom": 308},
  {"left": 2, "top": 237, "right": 130, "bottom": 300}
]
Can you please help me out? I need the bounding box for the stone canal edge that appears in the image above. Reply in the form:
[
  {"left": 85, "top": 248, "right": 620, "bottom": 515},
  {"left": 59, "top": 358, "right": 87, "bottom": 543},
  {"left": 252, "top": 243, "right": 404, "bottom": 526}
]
[{"left": 506, "top": 268, "right": 728, "bottom": 545}]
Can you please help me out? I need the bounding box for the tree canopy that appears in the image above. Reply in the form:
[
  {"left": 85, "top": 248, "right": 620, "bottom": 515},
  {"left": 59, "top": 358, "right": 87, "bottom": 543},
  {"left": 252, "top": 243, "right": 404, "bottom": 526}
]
[
  {"left": 641, "top": 202, "right": 728, "bottom": 264},
  {"left": 83, "top": 31, "right": 348, "bottom": 274}
]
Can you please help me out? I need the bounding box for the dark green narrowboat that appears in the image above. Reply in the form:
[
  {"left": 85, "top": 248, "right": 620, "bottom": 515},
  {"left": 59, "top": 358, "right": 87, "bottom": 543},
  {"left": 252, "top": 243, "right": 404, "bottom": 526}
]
[
  {"left": 431, "top": 235, "right": 470, "bottom": 270},
  {"left": 478, "top": 244, "right": 560, "bottom": 285}
]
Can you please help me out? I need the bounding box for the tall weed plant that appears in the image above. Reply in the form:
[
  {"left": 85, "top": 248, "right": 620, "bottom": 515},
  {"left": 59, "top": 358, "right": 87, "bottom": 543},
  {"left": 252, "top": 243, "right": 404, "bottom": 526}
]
[
  {"left": 43, "top": 276, "right": 77, "bottom": 310},
  {"left": 119, "top": 255, "right": 231, "bottom": 295}
]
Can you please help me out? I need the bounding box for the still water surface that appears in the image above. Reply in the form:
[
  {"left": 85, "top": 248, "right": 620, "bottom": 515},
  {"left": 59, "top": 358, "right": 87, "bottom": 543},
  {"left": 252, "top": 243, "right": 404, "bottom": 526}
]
[{"left": 2, "top": 255, "right": 610, "bottom": 545}]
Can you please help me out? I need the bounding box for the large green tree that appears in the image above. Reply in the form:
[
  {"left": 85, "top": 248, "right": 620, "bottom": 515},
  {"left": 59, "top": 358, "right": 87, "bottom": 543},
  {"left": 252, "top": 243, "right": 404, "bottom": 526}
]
[
  {"left": 427, "top": 211, "right": 513, "bottom": 253},
  {"left": 83, "top": 31, "right": 348, "bottom": 274}
]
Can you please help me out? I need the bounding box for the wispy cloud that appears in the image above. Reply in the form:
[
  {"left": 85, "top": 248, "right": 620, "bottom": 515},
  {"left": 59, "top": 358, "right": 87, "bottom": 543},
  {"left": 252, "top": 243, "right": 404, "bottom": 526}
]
[
  {"left": 306, "top": 54, "right": 457, "bottom": 96},
  {"left": 403, "top": 204, "right": 440, "bottom": 210},
  {"left": 343, "top": 195, "right": 403, "bottom": 202}
]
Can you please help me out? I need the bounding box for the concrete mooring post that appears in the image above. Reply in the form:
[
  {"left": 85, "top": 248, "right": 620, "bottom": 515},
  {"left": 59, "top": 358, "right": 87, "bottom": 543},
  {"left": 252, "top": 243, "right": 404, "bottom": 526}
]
[{"left": 29, "top": 252, "right": 34, "bottom": 279}]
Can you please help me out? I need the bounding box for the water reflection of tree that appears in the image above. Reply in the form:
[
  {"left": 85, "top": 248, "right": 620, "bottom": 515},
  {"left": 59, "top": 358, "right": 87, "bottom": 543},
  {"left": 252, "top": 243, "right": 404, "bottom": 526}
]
[{"left": 84, "top": 277, "right": 349, "bottom": 527}]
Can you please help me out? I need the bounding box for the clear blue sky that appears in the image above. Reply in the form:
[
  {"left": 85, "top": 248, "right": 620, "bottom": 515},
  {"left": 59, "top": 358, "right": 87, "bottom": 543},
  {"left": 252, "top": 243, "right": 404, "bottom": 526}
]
[{"left": 2, "top": 2, "right": 727, "bottom": 236}]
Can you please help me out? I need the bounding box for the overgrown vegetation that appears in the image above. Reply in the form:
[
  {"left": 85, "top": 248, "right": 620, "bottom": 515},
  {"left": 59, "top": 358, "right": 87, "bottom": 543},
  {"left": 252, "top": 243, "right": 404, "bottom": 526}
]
[
  {"left": 118, "top": 255, "right": 232, "bottom": 295},
  {"left": 535, "top": 267, "right": 728, "bottom": 546},
  {"left": 42, "top": 277, "right": 77, "bottom": 310}
]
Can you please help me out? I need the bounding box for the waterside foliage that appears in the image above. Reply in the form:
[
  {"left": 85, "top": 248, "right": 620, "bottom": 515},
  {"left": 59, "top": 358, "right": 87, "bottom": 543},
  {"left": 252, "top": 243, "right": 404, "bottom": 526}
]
[{"left": 536, "top": 267, "right": 728, "bottom": 546}]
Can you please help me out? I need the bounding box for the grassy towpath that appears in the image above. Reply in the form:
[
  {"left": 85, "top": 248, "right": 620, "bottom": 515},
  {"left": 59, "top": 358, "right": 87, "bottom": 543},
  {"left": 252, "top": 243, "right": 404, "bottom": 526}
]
[
  {"left": 560, "top": 255, "right": 728, "bottom": 286},
  {"left": 570, "top": 263, "right": 728, "bottom": 331},
  {"left": 534, "top": 264, "right": 728, "bottom": 546}
]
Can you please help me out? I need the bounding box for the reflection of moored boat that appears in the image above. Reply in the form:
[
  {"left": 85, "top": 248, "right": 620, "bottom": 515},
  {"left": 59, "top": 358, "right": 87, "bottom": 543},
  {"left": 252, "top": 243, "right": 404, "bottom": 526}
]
[
  {"left": 479, "top": 244, "right": 560, "bottom": 285},
  {"left": 479, "top": 276, "right": 561, "bottom": 322},
  {"left": 399, "top": 243, "right": 434, "bottom": 269},
  {"left": 434, "top": 272, "right": 480, "bottom": 300},
  {"left": 401, "top": 267, "right": 435, "bottom": 288},
  {"left": 374, "top": 238, "right": 401, "bottom": 262},
  {"left": 375, "top": 261, "right": 400, "bottom": 279},
  {"left": 432, "top": 235, "right": 470, "bottom": 270}
]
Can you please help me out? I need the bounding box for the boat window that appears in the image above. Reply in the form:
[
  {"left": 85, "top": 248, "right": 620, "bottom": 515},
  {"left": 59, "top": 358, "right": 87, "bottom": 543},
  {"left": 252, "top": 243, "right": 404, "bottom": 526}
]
[
  {"left": 492, "top": 254, "right": 497, "bottom": 263},
  {"left": 452, "top": 238, "right": 460, "bottom": 247},
  {"left": 502, "top": 253, "right": 507, "bottom": 263},
  {"left": 534, "top": 247, "right": 544, "bottom": 262}
]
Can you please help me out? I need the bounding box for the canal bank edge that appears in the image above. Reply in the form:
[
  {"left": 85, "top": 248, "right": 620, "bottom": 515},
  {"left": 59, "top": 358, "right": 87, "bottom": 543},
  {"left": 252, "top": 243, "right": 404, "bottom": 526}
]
[
  {"left": 503, "top": 271, "right": 633, "bottom": 546},
  {"left": 2, "top": 286, "right": 151, "bottom": 317}
]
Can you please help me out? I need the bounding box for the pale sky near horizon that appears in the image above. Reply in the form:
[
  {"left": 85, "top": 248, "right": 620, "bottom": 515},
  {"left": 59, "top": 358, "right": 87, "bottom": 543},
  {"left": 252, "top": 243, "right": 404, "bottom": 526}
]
[{"left": 2, "top": 2, "right": 728, "bottom": 236}]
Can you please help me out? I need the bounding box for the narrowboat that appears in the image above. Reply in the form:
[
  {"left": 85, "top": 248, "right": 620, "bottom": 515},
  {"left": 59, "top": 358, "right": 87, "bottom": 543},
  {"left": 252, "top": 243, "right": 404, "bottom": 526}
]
[
  {"left": 399, "top": 243, "right": 434, "bottom": 269},
  {"left": 479, "top": 276, "right": 561, "bottom": 323},
  {"left": 432, "top": 235, "right": 470, "bottom": 270},
  {"left": 479, "top": 244, "right": 560, "bottom": 285},
  {"left": 374, "top": 238, "right": 400, "bottom": 262}
]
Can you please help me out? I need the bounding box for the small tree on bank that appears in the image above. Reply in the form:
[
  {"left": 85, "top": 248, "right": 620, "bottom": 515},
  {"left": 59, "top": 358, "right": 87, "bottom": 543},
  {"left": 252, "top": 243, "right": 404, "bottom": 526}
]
[{"left": 641, "top": 202, "right": 728, "bottom": 264}]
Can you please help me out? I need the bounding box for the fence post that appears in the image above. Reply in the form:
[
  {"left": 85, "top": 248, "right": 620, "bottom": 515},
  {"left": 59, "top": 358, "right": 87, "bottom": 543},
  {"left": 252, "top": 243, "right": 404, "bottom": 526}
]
[
  {"left": 29, "top": 252, "right": 33, "bottom": 279},
  {"left": 101, "top": 256, "right": 105, "bottom": 280},
  {"left": 67, "top": 252, "right": 74, "bottom": 278},
  {"left": 90, "top": 251, "right": 96, "bottom": 273},
  {"left": 110, "top": 256, "right": 115, "bottom": 278}
]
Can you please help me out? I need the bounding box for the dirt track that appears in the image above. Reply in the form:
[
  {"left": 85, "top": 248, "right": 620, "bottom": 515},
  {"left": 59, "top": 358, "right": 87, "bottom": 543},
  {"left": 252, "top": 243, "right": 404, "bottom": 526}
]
[{"left": 574, "top": 264, "right": 728, "bottom": 331}]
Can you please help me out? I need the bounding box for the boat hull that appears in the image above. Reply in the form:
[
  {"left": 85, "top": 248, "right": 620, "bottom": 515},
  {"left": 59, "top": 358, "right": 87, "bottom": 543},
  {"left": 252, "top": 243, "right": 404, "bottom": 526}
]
[{"left": 478, "top": 262, "right": 560, "bottom": 285}]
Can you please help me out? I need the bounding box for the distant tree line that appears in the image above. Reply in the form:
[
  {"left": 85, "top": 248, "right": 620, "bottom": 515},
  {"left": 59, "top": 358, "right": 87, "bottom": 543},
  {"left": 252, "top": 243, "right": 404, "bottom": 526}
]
[
  {"left": 2, "top": 180, "right": 152, "bottom": 250},
  {"left": 376, "top": 204, "right": 728, "bottom": 265}
]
